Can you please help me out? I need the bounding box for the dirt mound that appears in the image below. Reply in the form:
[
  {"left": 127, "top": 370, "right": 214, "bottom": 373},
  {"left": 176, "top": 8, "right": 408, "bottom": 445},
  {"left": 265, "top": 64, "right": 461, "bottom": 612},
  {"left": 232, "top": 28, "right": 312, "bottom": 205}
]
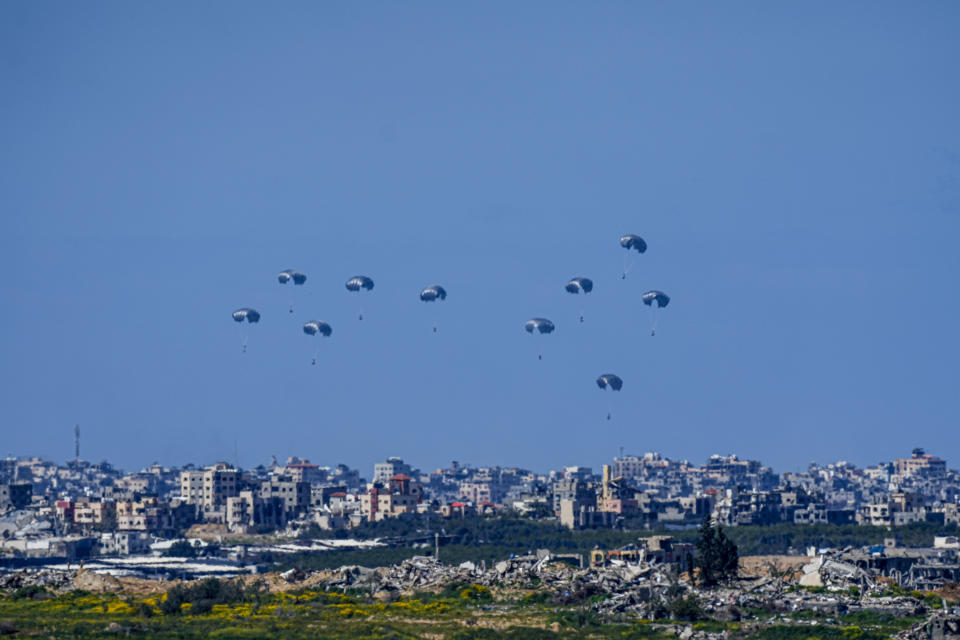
[
  {"left": 237, "top": 570, "right": 348, "bottom": 593},
  {"left": 936, "top": 582, "right": 960, "bottom": 605},
  {"left": 183, "top": 524, "right": 229, "bottom": 541},
  {"left": 113, "top": 576, "right": 171, "bottom": 596},
  {"left": 739, "top": 555, "right": 813, "bottom": 580},
  {"left": 73, "top": 570, "right": 124, "bottom": 593}
]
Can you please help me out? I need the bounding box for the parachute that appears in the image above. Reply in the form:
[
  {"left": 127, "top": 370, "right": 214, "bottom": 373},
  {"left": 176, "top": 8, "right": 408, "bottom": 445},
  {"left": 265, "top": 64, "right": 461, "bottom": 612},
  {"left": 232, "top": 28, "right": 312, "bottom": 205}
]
[
  {"left": 596, "top": 373, "right": 623, "bottom": 420},
  {"left": 564, "top": 278, "right": 593, "bottom": 294},
  {"left": 278, "top": 270, "right": 307, "bottom": 285},
  {"left": 619, "top": 234, "right": 647, "bottom": 279},
  {"left": 524, "top": 318, "right": 554, "bottom": 360},
  {"left": 303, "top": 321, "right": 332, "bottom": 336},
  {"left": 232, "top": 308, "right": 260, "bottom": 353},
  {"left": 524, "top": 318, "right": 555, "bottom": 334},
  {"left": 346, "top": 276, "right": 374, "bottom": 320},
  {"left": 419, "top": 285, "right": 447, "bottom": 302},
  {"left": 641, "top": 291, "right": 670, "bottom": 308},
  {"left": 565, "top": 277, "right": 593, "bottom": 323},
  {"left": 641, "top": 290, "right": 670, "bottom": 336},
  {"left": 303, "top": 321, "right": 332, "bottom": 365},
  {"left": 420, "top": 285, "right": 447, "bottom": 333},
  {"left": 232, "top": 308, "right": 261, "bottom": 323},
  {"left": 345, "top": 276, "right": 374, "bottom": 291},
  {"left": 619, "top": 234, "right": 647, "bottom": 253},
  {"left": 278, "top": 270, "right": 307, "bottom": 312},
  {"left": 596, "top": 374, "right": 623, "bottom": 391}
]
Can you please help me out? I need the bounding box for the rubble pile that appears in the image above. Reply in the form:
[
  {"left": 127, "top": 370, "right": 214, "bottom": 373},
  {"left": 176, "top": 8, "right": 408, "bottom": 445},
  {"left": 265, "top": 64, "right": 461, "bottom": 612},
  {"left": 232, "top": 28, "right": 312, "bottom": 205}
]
[
  {"left": 0, "top": 569, "right": 136, "bottom": 594},
  {"left": 1, "top": 552, "right": 954, "bottom": 639},
  {"left": 897, "top": 613, "right": 960, "bottom": 640},
  {"left": 71, "top": 569, "right": 124, "bottom": 593},
  {"left": 853, "top": 594, "right": 929, "bottom": 618},
  {"left": 272, "top": 552, "right": 681, "bottom": 610},
  {"left": 0, "top": 570, "right": 74, "bottom": 591},
  {"left": 275, "top": 553, "right": 695, "bottom": 619},
  {"left": 379, "top": 556, "right": 476, "bottom": 589},
  {"left": 656, "top": 625, "right": 728, "bottom": 640},
  {"left": 265, "top": 552, "right": 944, "bottom": 624},
  {"left": 799, "top": 556, "right": 874, "bottom": 589}
]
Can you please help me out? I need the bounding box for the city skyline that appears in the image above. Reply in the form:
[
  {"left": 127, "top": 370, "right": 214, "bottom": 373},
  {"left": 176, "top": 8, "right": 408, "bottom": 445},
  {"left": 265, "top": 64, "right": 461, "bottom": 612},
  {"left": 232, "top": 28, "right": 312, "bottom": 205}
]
[
  {"left": 5, "top": 441, "right": 952, "bottom": 480},
  {"left": 6, "top": 442, "right": 955, "bottom": 535}
]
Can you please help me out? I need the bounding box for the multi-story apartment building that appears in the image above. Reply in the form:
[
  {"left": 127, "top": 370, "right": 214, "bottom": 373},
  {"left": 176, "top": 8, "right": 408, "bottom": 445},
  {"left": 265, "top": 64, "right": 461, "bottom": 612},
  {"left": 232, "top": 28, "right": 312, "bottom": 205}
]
[
  {"left": 259, "top": 476, "right": 310, "bottom": 516},
  {"left": 459, "top": 481, "right": 494, "bottom": 505},
  {"left": 0, "top": 484, "right": 32, "bottom": 511},
  {"left": 361, "top": 474, "right": 422, "bottom": 521},
  {"left": 202, "top": 464, "right": 239, "bottom": 508},
  {"left": 551, "top": 477, "right": 595, "bottom": 514},
  {"left": 226, "top": 490, "right": 286, "bottom": 529},
  {"left": 282, "top": 461, "right": 327, "bottom": 485},
  {"left": 178, "top": 464, "right": 240, "bottom": 521},
  {"left": 895, "top": 449, "right": 947, "bottom": 480},
  {"left": 115, "top": 474, "right": 155, "bottom": 496},
  {"left": 373, "top": 458, "right": 414, "bottom": 485},
  {"left": 179, "top": 469, "right": 204, "bottom": 504},
  {"left": 73, "top": 500, "right": 116, "bottom": 526},
  {"left": 116, "top": 496, "right": 178, "bottom": 533}
]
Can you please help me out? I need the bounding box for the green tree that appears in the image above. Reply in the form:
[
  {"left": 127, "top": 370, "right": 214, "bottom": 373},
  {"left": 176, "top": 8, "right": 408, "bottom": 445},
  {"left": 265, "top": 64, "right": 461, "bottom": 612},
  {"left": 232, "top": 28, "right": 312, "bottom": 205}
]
[
  {"left": 695, "top": 515, "right": 718, "bottom": 586},
  {"left": 668, "top": 594, "right": 704, "bottom": 621},
  {"left": 695, "top": 514, "right": 738, "bottom": 587},
  {"left": 719, "top": 527, "right": 739, "bottom": 579}
]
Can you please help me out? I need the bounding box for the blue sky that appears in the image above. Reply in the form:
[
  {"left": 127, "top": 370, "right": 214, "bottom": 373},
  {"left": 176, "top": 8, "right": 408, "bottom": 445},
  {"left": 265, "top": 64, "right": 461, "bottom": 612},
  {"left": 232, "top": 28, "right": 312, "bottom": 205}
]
[{"left": 2, "top": 1, "right": 958, "bottom": 476}]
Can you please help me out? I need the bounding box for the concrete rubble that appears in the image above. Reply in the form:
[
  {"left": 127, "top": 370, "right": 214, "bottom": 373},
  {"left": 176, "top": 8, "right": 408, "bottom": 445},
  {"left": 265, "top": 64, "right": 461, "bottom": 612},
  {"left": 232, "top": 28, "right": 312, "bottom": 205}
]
[
  {"left": 897, "top": 613, "right": 960, "bottom": 640},
  {"left": 0, "top": 551, "right": 957, "bottom": 638},
  {"left": 275, "top": 552, "right": 949, "bottom": 628},
  {"left": 799, "top": 556, "right": 874, "bottom": 588},
  {"left": 0, "top": 569, "right": 74, "bottom": 591},
  {"left": 0, "top": 553, "right": 939, "bottom": 610}
]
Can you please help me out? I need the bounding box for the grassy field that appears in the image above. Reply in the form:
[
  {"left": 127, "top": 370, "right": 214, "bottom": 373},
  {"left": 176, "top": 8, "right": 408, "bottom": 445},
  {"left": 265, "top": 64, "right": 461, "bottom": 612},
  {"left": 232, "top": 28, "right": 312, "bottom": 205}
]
[{"left": 0, "top": 581, "right": 926, "bottom": 640}]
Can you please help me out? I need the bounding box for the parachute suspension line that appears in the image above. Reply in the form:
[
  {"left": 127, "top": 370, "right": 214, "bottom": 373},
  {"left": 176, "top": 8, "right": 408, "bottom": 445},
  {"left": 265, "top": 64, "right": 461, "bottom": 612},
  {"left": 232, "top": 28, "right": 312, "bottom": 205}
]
[
  {"left": 648, "top": 305, "right": 657, "bottom": 337},
  {"left": 622, "top": 253, "right": 634, "bottom": 280}
]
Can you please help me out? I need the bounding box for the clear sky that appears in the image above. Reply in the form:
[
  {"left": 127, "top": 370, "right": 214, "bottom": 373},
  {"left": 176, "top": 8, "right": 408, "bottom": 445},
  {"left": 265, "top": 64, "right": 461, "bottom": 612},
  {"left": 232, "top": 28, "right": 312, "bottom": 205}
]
[{"left": 2, "top": 1, "right": 958, "bottom": 476}]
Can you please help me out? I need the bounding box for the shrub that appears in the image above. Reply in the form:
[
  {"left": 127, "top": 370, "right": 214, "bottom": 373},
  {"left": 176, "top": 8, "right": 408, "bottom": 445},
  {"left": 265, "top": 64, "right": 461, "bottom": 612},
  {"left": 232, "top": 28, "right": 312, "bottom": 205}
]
[
  {"left": 553, "top": 607, "right": 600, "bottom": 629},
  {"left": 668, "top": 595, "right": 704, "bottom": 621},
  {"left": 11, "top": 585, "right": 54, "bottom": 601},
  {"left": 459, "top": 584, "right": 492, "bottom": 603},
  {"left": 164, "top": 540, "right": 198, "bottom": 558},
  {"left": 160, "top": 578, "right": 249, "bottom": 615},
  {"left": 519, "top": 591, "right": 553, "bottom": 606}
]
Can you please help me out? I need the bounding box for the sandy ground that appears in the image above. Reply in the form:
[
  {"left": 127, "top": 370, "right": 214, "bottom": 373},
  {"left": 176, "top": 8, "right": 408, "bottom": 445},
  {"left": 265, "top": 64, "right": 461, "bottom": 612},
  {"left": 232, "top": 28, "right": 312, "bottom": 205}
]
[{"left": 738, "top": 555, "right": 814, "bottom": 580}]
